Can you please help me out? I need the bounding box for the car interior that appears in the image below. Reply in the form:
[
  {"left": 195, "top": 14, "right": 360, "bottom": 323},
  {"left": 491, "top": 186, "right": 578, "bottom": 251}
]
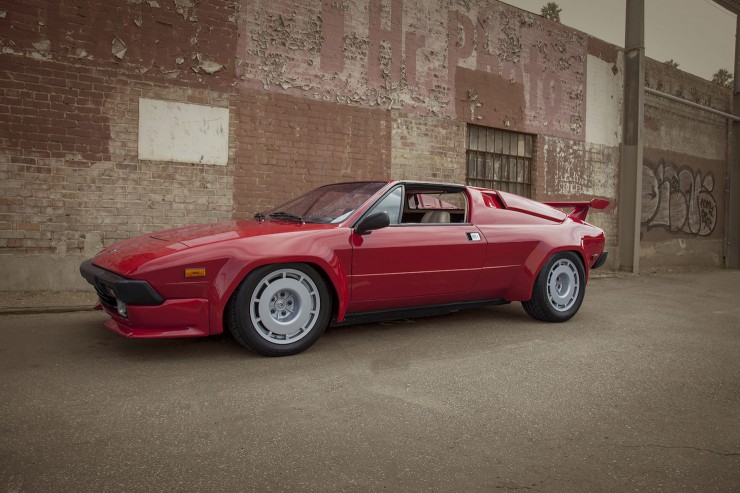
[{"left": 371, "top": 185, "right": 468, "bottom": 225}]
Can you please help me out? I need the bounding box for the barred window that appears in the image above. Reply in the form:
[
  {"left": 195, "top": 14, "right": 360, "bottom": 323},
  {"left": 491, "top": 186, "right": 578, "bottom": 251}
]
[{"left": 466, "top": 125, "right": 533, "bottom": 197}]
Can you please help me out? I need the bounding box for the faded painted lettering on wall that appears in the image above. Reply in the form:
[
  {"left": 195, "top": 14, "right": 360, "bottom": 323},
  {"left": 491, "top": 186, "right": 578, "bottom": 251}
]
[
  {"left": 641, "top": 159, "right": 717, "bottom": 237},
  {"left": 237, "top": 0, "right": 586, "bottom": 139}
]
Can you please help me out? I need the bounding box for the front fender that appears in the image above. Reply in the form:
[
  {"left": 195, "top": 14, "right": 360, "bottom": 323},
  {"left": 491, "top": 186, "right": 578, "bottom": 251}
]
[{"left": 208, "top": 231, "right": 352, "bottom": 335}]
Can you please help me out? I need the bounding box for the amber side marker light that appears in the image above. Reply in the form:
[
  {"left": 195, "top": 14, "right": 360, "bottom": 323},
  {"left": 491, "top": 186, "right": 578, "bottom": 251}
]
[{"left": 185, "top": 268, "right": 207, "bottom": 278}]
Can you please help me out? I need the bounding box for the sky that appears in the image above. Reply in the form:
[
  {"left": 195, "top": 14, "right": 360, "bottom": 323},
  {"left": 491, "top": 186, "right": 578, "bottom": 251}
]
[{"left": 501, "top": 0, "right": 736, "bottom": 81}]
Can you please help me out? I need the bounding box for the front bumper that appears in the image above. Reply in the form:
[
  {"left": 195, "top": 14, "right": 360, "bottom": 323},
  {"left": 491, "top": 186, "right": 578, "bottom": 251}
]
[
  {"left": 80, "top": 260, "right": 209, "bottom": 338},
  {"left": 80, "top": 259, "right": 164, "bottom": 307}
]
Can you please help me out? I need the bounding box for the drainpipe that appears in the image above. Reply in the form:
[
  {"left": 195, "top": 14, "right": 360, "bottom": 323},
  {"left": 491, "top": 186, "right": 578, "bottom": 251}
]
[{"left": 727, "top": 15, "right": 740, "bottom": 268}]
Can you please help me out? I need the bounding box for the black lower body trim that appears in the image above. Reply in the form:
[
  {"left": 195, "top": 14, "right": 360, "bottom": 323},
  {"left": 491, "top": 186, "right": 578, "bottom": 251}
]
[
  {"left": 592, "top": 251, "right": 608, "bottom": 270},
  {"left": 80, "top": 259, "right": 164, "bottom": 306},
  {"left": 334, "top": 299, "right": 509, "bottom": 327}
]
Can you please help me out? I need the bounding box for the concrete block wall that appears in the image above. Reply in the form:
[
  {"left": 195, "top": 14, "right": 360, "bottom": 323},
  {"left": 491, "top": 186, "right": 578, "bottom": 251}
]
[{"left": 641, "top": 59, "right": 730, "bottom": 267}]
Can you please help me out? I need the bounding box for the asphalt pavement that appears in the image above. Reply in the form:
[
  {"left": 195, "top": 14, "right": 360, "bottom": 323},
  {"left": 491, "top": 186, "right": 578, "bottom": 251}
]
[{"left": 1, "top": 269, "right": 739, "bottom": 492}]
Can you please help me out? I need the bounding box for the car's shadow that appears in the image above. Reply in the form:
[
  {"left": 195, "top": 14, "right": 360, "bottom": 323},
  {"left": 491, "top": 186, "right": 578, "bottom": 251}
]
[
  {"left": 87, "top": 323, "right": 251, "bottom": 360},
  {"left": 83, "top": 302, "right": 538, "bottom": 363}
]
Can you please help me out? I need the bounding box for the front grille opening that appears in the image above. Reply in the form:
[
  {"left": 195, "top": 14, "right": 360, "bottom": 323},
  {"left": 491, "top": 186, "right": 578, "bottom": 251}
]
[{"left": 94, "top": 285, "right": 117, "bottom": 313}]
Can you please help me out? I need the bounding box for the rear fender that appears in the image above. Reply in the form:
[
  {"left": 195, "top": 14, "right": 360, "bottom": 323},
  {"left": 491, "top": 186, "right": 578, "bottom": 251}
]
[{"left": 504, "top": 244, "right": 587, "bottom": 302}]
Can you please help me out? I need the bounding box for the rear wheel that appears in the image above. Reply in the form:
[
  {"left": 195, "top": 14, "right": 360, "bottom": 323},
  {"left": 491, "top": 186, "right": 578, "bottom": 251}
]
[
  {"left": 226, "top": 264, "right": 331, "bottom": 356},
  {"left": 522, "top": 252, "right": 585, "bottom": 322}
]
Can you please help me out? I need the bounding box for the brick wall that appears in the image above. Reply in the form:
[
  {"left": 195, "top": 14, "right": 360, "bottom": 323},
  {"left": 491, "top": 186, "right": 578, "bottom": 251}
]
[
  {"left": 0, "top": 57, "right": 236, "bottom": 250},
  {"left": 238, "top": 0, "right": 587, "bottom": 139},
  {"left": 390, "top": 113, "right": 466, "bottom": 184},
  {"left": 0, "top": 0, "right": 238, "bottom": 289},
  {"left": 0, "top": 0, "right": 733, "bottom": 289},
  {"left": 0, "top": 58, "right": 236, "bottom": 289},
  {"left": 233, "top": 90, "right": 391, "bottom": 217},
  {"left": 0, "top": 0, "right": 237, "bottom": 86}
]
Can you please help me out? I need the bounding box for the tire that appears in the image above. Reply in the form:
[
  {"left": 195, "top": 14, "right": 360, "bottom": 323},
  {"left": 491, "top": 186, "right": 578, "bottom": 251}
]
[
  {"left": 521, "top": 252, "right": 585, "bottom": 323},
  {"left": 225, "top": 264, "right": 332, "bottom": 356}
]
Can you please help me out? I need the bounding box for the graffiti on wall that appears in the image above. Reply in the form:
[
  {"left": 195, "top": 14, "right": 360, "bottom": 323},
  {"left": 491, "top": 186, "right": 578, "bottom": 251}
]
[{"left": 641, "top": 159, "right": 717, "bottom": 237}]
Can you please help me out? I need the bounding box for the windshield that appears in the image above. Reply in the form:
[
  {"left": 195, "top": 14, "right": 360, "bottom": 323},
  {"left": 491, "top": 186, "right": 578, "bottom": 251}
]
[{"left": 265, "top": 182, "right": 387, "bottom": 224}]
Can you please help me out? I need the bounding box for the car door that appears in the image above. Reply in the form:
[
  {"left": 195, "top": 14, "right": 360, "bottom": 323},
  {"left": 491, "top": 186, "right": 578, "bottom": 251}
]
[{"left": 349, "top": 185, "right": 487, "bottom": 309}]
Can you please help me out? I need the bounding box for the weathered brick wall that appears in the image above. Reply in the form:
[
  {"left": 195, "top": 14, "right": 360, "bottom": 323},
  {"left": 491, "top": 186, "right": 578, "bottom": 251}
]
[
  {"left": 0, "top": 57, "right": 235, "bottom": 247},
  {"left": 0, "top": 0, "right": 733, "bottom": 290},
  {"left": 238, "top": 0, "right": 601, "bottom": 229},
  {"left": 1, "top": 0, "right": 238, "bottom": 289},
  {"left": 390, "top": 113, "right": 465, "bottom": 183},
  {"left": 237, "top": 0, "right": 586, "bottom": 137},
  {"left": 233, "top": 90, "right": 391, "bottom": 217},
  {"left": 533, "top": 36, "right": 621, "bottom": 267},
  {"left": 641, "top": 59, "right": 731, "bottom": 267},
  {"left": 0, "top": 0, "right": 237, "bottom": 82}
]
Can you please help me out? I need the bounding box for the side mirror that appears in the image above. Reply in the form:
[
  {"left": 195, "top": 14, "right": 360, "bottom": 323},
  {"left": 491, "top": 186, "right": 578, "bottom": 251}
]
[{"left": 354, "top": 211, "right": 390, "bottom": 235}]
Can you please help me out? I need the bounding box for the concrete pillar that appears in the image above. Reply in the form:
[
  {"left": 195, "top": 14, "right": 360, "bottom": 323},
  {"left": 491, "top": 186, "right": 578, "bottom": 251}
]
[
  {"left": 727, "top": 15, "right": 740, "bottom": 268},
  {"left": 618, "top": 0, "right": 645, "bottom": 273}
]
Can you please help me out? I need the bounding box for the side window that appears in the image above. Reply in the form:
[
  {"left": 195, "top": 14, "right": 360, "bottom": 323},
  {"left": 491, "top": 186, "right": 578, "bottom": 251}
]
[
  {"left": 401, "top": 189, "right": 468, "bottom": 224},
  {"left": 368, "top": 187, "right": 403, "bottom": 224}
]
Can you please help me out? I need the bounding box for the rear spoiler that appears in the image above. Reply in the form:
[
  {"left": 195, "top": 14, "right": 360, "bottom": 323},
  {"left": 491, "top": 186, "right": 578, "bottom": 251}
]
[{"left": 543, "top": 198, "right": 609, "bottom": 221}]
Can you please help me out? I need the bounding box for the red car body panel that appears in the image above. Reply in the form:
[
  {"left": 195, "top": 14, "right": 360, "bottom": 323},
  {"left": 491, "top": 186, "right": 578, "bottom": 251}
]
[
  {"left": 348, "top": 223, "right": 487, "bottom": 312},
  {"left": 102, "top": 299, "right": 210, "bottom": 338},
  {"left": 82, "top": 181, "right": 607, "bottom": 339}
]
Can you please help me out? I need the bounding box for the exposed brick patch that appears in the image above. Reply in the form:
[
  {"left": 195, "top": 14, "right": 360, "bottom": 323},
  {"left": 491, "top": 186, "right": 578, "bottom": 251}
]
[
  {"left": 539, "top": 136, "right": 618, "bottom": 246},
  {"left": 390, "top": 113, "right": 465, "bottom": 184},
  {"left": 0, "top": 73, "right": 236, "bottom": 255},
  {"left": 0, "top": 0, "right": 239, "bottom": 257},
  {"left": 233, "top": 89, "right": 391, "bottom": 217},
  {"left": 0, "top": 57, "right": 113, "bottom": 162}
]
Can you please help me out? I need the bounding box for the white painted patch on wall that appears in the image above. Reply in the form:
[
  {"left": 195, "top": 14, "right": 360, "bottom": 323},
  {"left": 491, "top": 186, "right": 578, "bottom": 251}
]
[
  {"left": 585, "top": 53, "right": 623, "bottom": 147},
  {"left": 138, "top": 98, "right": 229, "bottom": 165},
  {"left": 543, "top": 137, "right": 618, "bottom": 199}
]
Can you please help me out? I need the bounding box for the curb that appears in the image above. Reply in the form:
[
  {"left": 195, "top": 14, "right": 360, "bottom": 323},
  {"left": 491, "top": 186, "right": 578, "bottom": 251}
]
[{"left": 0, "top": 305, "right": 96, "bottom": 316}]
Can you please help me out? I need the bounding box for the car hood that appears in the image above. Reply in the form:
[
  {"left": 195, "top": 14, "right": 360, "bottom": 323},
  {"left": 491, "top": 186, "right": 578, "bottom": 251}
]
[{"left": 92, "top": 220, "right": 335, "bottom": 277}]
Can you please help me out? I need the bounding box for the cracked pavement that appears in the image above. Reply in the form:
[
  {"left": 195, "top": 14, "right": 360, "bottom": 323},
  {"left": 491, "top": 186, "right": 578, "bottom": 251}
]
[{"left": 1, "top": 269, "right": 739, "bottom": 491}]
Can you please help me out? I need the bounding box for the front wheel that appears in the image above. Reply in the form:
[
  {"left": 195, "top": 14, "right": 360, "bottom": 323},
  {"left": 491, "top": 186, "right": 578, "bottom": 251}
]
[
  {"left": 522, "top": 252, "right": 585, "bottom": 322},
  {"left": 226, "top": 264, "right": 332, "bottom": 356}
]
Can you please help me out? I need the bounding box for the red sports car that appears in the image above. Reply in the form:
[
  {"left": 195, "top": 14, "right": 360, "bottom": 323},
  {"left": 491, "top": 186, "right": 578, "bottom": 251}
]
[{"left": 81, "top": 181, "right": 608, "bottom": 356}]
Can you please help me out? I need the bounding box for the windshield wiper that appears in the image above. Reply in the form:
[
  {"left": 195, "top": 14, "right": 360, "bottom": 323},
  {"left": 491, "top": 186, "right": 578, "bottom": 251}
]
[
  {"left": 253, "top": 212, "right": 265, "bottom": 221},
  {"left": 268, "top": 211, "right": 304, "bottom": 223}
]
